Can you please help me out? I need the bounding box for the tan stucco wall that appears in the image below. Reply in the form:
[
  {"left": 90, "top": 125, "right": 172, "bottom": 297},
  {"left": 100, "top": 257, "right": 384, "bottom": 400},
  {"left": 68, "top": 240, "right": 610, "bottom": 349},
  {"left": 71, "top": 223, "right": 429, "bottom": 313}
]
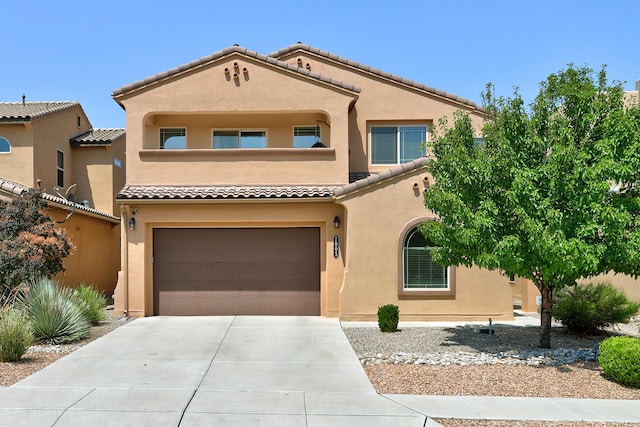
[
  {"left": 32, "top": 106, "right": 92, "bottom": 193},
  {"left": 116, "top": 201, "right": 344, "bottom": 317},
  {"left": 337, "top": 168, "right": 513, "bottom": 321},
  {"left": 519, "top": 272, "right": 640, "bottom": 314},
  {"left": 276, "top": 52, "right": 487, "bottom": 174},
  {"left": 0, "top": 123, "right": 35, "bottom": 186},
  {"left": 117, "top": 54, "right": 356, "bottom": 186},
  {"left": 49, "top": 209, "right": 120, "bottom": 294},
  {"left": 71, "top": 135, "right": 126, "bottom": 217}
]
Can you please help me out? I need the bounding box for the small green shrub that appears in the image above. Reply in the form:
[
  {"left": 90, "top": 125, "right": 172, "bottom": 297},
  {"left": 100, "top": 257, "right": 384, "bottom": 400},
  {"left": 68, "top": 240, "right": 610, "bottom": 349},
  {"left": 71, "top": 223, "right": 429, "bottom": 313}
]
[
  {"left": 0, "top": 307, "right": 33, "bottom": 362},
  {"left": 599, "top": 336, "right": 640, "bottom": 388},
  {"left": 377, "top": 304, "right": 399, "bottom": 332},
  {"left": 22, "top": 277, "right": 90, "bottom": 344},
  {"left": 552, "top": 282, "right": 640, "bottom": 334},
  {"left": 75, "top": 284, "right": 107, "bottom": 325}
]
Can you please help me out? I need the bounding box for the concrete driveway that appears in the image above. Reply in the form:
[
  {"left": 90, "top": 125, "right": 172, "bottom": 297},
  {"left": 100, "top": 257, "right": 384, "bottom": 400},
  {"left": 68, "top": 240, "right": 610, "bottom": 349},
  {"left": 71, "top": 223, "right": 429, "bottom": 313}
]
[{"left": 0, "top": 316, "right": 428, "bottom": 426}]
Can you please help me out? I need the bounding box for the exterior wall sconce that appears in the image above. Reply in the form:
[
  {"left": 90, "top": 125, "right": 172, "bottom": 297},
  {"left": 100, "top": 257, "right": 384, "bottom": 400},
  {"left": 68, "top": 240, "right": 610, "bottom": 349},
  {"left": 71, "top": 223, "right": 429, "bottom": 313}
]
[
  {"left": 128, "top": 216, "right": 136, "bottom": 231},
  {"left": 333, "top": 216, "right": 341, "bottom": 229}
]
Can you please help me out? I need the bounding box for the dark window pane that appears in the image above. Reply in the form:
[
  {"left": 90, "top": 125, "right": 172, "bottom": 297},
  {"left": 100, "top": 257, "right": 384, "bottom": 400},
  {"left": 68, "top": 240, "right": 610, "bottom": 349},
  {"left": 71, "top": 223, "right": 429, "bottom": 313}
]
[{"left": 371, "top": 127, "right": 397, "bottom": 164}]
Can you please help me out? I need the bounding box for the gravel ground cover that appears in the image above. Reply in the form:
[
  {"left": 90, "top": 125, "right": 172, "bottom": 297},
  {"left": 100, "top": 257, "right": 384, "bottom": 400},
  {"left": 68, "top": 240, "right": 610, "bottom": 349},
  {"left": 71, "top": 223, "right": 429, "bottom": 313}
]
[
  {"left": 0, "top": 308, "right": 130, "bottom": 387},
  {"left": 344, "top": 318, "right": 640, "bottom": 427}
]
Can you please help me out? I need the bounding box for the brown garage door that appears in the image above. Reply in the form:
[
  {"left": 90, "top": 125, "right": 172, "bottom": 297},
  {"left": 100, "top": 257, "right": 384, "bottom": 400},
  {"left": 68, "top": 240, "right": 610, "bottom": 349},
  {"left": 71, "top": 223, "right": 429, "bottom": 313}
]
[{"left": 153, "top": 228, "right": 320, "bottom": 315}]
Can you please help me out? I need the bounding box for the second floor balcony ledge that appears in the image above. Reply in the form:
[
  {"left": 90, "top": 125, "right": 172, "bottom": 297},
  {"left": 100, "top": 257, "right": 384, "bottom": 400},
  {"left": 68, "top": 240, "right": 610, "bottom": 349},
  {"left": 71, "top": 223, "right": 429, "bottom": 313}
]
[{"left": 139, "top": 147, "right": 336, "bottom": 161}]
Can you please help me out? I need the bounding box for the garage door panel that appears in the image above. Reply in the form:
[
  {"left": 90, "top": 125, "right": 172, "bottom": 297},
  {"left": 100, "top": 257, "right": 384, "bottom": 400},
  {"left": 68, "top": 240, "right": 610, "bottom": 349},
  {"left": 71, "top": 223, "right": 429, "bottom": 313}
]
[
  {"left": 157, "top": 294, "right": 320, "bottom": 316},
  {"left": 153, "top": 228, "right": 320, "bottom": 315},
  {"left": 154, "top": 261, "right": 319, "bottom": 283}
]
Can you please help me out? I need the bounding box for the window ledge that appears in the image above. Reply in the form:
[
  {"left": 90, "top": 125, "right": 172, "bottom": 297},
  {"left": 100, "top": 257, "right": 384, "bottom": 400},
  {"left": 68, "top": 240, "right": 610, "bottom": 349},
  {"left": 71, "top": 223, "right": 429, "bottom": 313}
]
[
  {"left": 139, "top": 148, "right": 336, "bottom": 160},
  {"left": 398, "top": 288, "right": 456, "bottom": 299}
]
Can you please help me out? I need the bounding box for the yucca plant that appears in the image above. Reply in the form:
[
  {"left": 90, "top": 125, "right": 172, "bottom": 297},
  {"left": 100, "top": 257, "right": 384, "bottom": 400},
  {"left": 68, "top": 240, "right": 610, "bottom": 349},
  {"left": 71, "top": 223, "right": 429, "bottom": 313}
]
[
  {"left": 21, "top": 277, "right": 90, "bottom": 344},
  {"left": 0, "top": 306, "right": 33, "bottom": 362},
  {"left": 75, "top": 284, "right": 107, "bottom": 325}
]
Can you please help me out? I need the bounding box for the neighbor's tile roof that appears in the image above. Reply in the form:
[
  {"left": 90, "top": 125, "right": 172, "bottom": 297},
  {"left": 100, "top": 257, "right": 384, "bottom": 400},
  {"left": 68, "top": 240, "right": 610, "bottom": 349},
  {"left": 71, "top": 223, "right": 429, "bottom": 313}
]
[
  {"left": 0, "top": 177, "right": 119, "bottom": 222},
  {"left": 71, "top": 128, "right": 126, "bottom": 145},
  {"left": 0, "top": 101, "right": 80, "bottom": 122},
  {"left": 112, "top": 45, "right": 361, "bottom": 99},
  {"left": 270, "top": 43, "right": 482, "bottom": 110},
  {"left": 116, "top": 185, "right": 336, "bottom": 200}
]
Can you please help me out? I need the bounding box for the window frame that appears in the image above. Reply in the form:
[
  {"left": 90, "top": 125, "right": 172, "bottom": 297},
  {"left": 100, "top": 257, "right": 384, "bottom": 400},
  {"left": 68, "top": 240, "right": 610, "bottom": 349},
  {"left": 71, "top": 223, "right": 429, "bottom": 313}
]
[
  {"left": 56, "top": 149, "right": 64, "bottom": 188},
  {"left": 0, "top": 137, "right": 11, "bottom": 154},
  {"left": 370, "top": 124, "right": 428, "bottom": 166},
  {"left": 159, "top": 127, "right": 187, "bottom": 149},
  {"left": 397, "top": 220, "right": 455, "bottom": 299},
  {"left": 293, "top": 125, "right": 321, "bottom": 148},
  {"left": 212, "top": 128, "right": 268, "bottom": 149}
]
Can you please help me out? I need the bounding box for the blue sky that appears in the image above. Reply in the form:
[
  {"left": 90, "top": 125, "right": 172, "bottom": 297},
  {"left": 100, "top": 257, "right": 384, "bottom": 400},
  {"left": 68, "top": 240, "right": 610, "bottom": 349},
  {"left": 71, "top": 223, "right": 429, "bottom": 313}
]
[{"left": 2, "top": 0, "right": 638, "bottom": 128}]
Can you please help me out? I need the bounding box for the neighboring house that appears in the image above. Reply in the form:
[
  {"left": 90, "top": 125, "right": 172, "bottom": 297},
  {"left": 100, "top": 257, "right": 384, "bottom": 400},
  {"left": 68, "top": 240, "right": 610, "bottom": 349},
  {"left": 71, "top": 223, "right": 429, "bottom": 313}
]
[
  {"left": 112, "top": 43, "right": 514, "bottom": 320},
  {"left": 0, "top": 101, "right": 124, "bottom": 293}
]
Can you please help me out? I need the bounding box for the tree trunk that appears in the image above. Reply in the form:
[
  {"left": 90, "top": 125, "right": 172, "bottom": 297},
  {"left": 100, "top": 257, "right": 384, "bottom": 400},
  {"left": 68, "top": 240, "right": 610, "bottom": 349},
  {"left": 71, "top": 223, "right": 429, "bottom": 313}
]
[{"left": 539, "top": 284, "right": 552, "bottom": 348}]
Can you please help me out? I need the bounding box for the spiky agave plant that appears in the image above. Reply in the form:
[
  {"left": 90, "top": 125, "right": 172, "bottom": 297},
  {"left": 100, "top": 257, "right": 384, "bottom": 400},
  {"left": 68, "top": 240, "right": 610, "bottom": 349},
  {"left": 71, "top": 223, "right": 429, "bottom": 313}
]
[{"left": 22, "top": 277, "right": 90, "bottom": 344}]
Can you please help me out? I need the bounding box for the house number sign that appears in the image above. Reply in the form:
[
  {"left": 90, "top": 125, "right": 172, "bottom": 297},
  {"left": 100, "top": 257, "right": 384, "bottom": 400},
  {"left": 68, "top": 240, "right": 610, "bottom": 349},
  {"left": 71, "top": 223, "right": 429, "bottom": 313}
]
[{"left": 333, "top": 235, "right": 339, "bottom": 258}]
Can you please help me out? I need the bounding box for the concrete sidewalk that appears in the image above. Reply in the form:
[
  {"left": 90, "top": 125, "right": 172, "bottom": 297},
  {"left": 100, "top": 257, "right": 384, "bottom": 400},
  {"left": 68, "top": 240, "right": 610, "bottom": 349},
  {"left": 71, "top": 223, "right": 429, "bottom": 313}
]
[{"left": 0, "top": 315, "right": 638, "bottom": 426}]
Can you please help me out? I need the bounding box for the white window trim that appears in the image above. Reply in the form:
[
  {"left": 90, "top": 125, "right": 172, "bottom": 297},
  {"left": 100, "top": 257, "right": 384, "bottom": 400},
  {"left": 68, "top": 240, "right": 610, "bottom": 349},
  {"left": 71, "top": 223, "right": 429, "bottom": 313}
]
[
  {"left": 159, "top": 127, "right": 187, "bottom": 149},
  {"left": 212, "top": 128, "right": 268, "bottom": 149},
  {"left": 402, "top": 228, "right": 450, "bottom": 291},
  {"left": 293, "top": 125, "right": 321, "bottom": 148},
  {"left": 56, "top": 149, "right": 64, "bottom": 188},
  {"left": 370, "top": 124, "right": 428, "bottom": 166}
]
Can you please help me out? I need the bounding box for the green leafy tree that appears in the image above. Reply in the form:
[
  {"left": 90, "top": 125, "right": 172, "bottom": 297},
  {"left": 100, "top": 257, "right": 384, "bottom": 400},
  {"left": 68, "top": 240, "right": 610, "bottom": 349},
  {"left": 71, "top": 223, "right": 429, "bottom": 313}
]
[
  {"left": 0, "top": 189, "right": 73, "bottom": 296},
  {"left": 422, "top": 65, "right": 640, "bottom": 348}
]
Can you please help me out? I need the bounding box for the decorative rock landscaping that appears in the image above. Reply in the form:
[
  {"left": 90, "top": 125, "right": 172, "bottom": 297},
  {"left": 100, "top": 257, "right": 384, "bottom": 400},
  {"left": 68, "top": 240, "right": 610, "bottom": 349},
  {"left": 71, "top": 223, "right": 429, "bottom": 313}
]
[{"left": 358, "top": 347, "right": 600, "bottom": 366}]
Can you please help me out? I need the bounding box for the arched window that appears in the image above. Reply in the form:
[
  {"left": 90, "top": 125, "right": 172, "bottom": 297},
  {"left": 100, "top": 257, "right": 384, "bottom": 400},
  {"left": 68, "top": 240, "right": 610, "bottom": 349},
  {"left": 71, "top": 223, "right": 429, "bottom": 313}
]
[
  {"left": 403, "top": 227, "right": 448, "bottom": 290},
  {"left": 0, "top": 137, "right": 10, "bottom": 153}
]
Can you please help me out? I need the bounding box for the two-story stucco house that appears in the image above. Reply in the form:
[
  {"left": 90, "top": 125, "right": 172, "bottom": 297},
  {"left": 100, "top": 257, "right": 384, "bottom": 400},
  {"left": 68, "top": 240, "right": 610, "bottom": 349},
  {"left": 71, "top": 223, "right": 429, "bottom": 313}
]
[
  {"left": 112, "top": 43, "right": 515, "bottom": 320},
  {"left": 0, "top": 101, "right": 124, "bottom": 293}
]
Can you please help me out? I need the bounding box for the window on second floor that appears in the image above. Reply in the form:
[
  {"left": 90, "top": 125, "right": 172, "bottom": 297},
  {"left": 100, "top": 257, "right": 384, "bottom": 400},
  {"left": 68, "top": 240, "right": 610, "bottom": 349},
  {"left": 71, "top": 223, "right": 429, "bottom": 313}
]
[
  {"left": 371, "top": 125, "right": 427, "bottom": 165},
  {"left": 0, "top": 137, "right": 10, "bottom": 153},
  {"left": 293, "top": 126, "right": 320, "bottom": 148},
  {"left": 212, "top": 129, "right": 267, "bottom": 149},
  {"left": 160, "top": 128, "right": 186, "bottom": 149},
  {"left": 56, "top": 150, "right": 64, "bottom": 187}
]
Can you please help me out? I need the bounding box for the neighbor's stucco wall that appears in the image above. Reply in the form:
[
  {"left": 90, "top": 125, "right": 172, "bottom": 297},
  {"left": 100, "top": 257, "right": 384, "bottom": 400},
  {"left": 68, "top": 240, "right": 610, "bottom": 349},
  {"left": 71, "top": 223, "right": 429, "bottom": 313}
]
[
  {"left": 32, "top": 106, "right": 91, "bottom": 193},
  {"left": 0, "top": 123, "right": 35, "bottom": 186},
  {"left": 49, "top": 209, "right": 120, "bottom": 294},
  {"left": 115, "top": 201, "right": 344, "bottom": 317},
  {"left": 338, "top": 168, "right": 513, "bottom": 321}
]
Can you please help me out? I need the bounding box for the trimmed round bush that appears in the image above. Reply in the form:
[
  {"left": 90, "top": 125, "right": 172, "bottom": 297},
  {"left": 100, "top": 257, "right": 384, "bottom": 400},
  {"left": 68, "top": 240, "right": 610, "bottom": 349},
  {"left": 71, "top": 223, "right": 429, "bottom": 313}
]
[
  {"left": 552, "top": 282, "right": 639, "bottom": 334},
  {"left": 377, "top": 304, "right": 399, "bottom": 332},
  {"left": 599, "top": 336, "right": 640, "bottom": 388},
  {"left": 75, "top": 284, "right": 107, "bottom": 325},
  {"left": 0, "top": 307, "right": 33, "bottom": 362}
]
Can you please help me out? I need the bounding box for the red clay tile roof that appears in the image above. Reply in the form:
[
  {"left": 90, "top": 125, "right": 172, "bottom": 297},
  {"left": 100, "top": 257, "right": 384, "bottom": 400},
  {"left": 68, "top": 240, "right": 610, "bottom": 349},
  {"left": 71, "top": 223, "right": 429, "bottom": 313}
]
[
  {"left": 0, "top": 177, "right": 119, "bottom": 222},
  {"left": 0, "top": 101, "right": 80, "bottom": 122},
  {"left": 112, "top": 45, "right": 361, "bottom": 99},
  {"left": 117, "top": 160, "right": 429, "bottom": 201},
  {"left": 270, "top": 43, "right": 483, "bottom": 111},
  {"left": 116, "top": 185, "right": 336, "bottom": 200},
  {"left": 71, "top": 128, "right": 125, "bottom": 146},
  {"left": 334, "top": 157, "right": 430, "bottom": 197}
]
